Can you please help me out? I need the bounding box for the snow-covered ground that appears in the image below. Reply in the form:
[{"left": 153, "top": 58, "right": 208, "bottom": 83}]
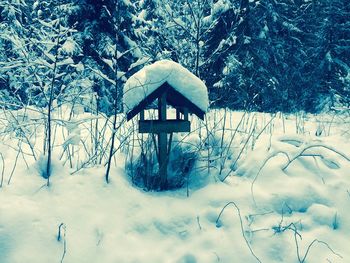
[{"left": 0, "top": 108, "right": 349, "bottom": 263}]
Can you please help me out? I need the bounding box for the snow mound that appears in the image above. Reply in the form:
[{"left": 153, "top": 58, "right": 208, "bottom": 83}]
[
  {"left": 307, "top": 204, "right": 338, "bottom": 229},
  {"left": 123, "top": 60, "right": 209, "bottom": 113}
]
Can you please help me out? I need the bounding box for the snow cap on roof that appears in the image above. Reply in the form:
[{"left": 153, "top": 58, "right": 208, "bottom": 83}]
[{"left": 123, "top": 60, "right": 209, "bottom": 113}]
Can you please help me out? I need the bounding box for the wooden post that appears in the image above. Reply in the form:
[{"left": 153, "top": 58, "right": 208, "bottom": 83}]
[
  {"left": 158, "top": 92, "right": 167, "bottom": 190},
  {"left": 176, "top": 108, "right": 181, "bottom": 120},
  {"left": 183, "top": 107, "right": 189, "bottom": 121}
]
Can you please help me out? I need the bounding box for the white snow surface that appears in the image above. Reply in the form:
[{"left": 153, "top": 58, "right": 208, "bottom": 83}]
[
  {"left": 0, "top": 107, "right": 350, "bottom": 263},
  {"left": 123, "top": 60, "right": 209, "bottom": 113}
]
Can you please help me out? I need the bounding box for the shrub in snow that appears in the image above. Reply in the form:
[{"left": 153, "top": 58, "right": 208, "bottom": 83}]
[
  {"left": 167, "top": 137, "right": 198, "bottom": 189},
  {"left": 126, "top": 134, "right": 199, "bottom": 191},
  {"left": 127, "top": 148, "right": 159, "bottom": 190},
  {"left": 35, "top": 155, "right": 63, "bottom": 179}
]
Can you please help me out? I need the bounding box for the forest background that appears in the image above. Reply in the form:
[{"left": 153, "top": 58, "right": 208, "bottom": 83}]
[{"left": 1, "top": 0, "right": 349, "bottom": 115}]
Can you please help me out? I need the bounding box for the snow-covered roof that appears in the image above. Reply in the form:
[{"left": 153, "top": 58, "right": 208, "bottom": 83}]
[{"left": 123, "top": 60, "right": 209, "bottom": 114}]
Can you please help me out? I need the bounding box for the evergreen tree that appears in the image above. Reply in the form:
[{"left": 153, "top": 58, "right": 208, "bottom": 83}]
[{"left": 1, "top": 0, "right": 350, "bottom": 113}]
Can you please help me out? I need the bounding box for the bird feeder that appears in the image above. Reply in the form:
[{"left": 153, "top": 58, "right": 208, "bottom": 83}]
[{"left": 124, "top": 60, "right": 208, "bottom": 190}]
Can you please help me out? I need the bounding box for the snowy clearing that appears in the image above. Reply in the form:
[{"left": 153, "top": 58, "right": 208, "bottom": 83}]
[{"left": 0, "top": 108, "right": 350, "bottom": 263}]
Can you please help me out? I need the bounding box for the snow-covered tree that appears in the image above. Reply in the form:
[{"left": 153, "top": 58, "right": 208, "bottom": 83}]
[{"left": 155, "top": 0, "right": 215, "bottom": 76}]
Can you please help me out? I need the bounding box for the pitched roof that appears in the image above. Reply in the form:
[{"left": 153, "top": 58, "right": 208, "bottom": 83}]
[
  {"left": 123, "top": 60, "right": 209, "bottom": 120},
  {"left": 126, "top": 82, "right": 205, "bottom": 121}
]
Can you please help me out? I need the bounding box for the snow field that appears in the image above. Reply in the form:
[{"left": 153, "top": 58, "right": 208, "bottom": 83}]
[{"left": 0, "top": 107, "right": 349, "bottom": 262}]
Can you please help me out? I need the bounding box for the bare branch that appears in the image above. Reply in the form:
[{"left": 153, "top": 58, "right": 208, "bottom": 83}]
[{"left": 216, "top": 201, "right": 262, "bottom": 263}]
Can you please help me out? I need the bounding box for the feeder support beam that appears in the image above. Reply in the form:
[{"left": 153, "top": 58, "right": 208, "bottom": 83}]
[{"left": 158, "top": 92, "right": 167, "bottom": 190}]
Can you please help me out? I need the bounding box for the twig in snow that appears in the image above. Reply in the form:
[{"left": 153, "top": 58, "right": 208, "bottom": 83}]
[
  {"left": 276, "top": 222, "right": 342, "bottom": 263},
  {"left": 299, "top": 239, "right": 342, "bottom": 263},
  {"left": 250, "top": 151, "right": 290, "bottom": 206},
  {"left": 223, "top": 123, "right": 257, "bottom": 181},
  {"left": 57, "top": 223, "right": 65, "bottom": 241},
  {"left": 33, "top": 183, "right": 48, "bottom": 194},
  {"left": 196, "top": 216, "right": 202, "bottom": 230},
  {"left": 219, "top": 111, "right": 248, "bottom": 176},
  {"left": 282, "top": 144, "right": 350, "bottom": 171},
  {"left": 7, "top": 144, "right": 21, "bottom": 185},
  {"left": 250, "top": 228, "right": 270, "bottom": 233},
  {"left": 213, "top": 252, "right": 220, "bottom": 261},
  {"left": 216, "top": 201, "right": 262, "bottom": 263},
  {"left": 246, "top": 211, "right": 274, "bottom": 227},
  {"left": 254, "top": 113, "right": 276, "bottom": 141},
  {"left": 57, "top": 223, "right": 67, "bottom": 263},
  {"left": 0, "top": 153, "right": 4, "bottom": 187}
]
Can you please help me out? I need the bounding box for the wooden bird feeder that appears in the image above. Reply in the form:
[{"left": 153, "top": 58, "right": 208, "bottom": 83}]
[{"left": 124, "top": 60, "right": 208, "bottom": 190}]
